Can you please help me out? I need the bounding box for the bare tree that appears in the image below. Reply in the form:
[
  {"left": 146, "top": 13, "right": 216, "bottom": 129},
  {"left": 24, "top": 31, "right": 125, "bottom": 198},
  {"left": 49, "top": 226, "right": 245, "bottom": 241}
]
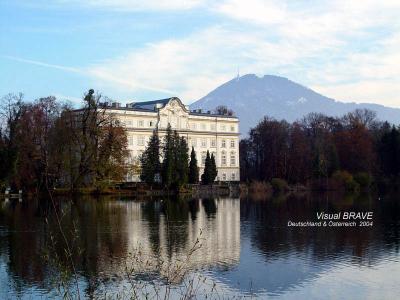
[{"left": 214, "top": 105, "right": 234, "bottom": 116}]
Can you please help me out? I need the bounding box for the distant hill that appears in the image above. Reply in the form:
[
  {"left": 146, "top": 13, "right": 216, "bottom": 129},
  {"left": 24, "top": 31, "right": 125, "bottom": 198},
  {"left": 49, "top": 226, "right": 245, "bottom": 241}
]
[{"left": 190, "top": 74, "right": 400, "bottom": 135}]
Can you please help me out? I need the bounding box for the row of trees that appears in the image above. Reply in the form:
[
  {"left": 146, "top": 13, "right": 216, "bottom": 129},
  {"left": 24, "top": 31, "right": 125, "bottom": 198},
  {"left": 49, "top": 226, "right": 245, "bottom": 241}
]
[
  {"left": 240, "top": 109, "right": 400, "bottom": 190},
  {"left": 0, "top": 90, "right": 129, "bottom": 192},
  {"left": 140, "top": 125, "right": 217, "bottom": 188},
  {"left": 0, "top": 90, "right": 222, "bottom": 192}
]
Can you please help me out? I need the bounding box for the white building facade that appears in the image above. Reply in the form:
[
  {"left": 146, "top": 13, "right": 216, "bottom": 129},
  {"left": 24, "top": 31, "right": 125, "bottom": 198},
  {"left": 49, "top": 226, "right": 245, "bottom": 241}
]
[{"left": 105, "top": 97, "right": 240, "bottom": 182}]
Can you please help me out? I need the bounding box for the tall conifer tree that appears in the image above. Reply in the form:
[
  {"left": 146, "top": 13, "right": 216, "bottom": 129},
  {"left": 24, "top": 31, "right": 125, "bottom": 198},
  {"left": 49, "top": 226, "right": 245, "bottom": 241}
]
[
  {"left": 140, "top": 130, "right": 160, "bottom": 184},
  {"left": 176, "top": 136, "right": 189, "bottom": 186},
  {"left": 189, "top": 147, "right": 199, "bottom": 184},
  {"left": 161, "top": 124, "right": 174, "bottom": 187},
  {"left": 210, "top": 153, "right": 217, "bottom": 183},
  {"left": 202, "top": 150, "right": 211, "bottom": 184}
]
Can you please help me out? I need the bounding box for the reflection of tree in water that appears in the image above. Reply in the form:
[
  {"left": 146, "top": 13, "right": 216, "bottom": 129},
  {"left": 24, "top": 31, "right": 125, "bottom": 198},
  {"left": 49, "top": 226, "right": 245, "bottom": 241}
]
[
  {"left": 1, "top": 198, "right": 51, "bottom": 290},
  {"left": 202, "top": 198, "right": 217, "bottom": 218},
  {"left": 142, "top": 200, "right": 162, "bottom": 254},
  {"left": 241, "top": 192, "right": 400, "bottom": 265},
  {"left": 70, "top": 196, "right": 129, "bottom": 296},
  {"left": 0, "top": 196, "right": 131, "bottom": 297},
  {"left": 1, "top": 195, "right": 243, "bottom": 297},
  {"left": 188, "top": 198, "right": 200, "bottom": 221},
  {"left": 161, "top": 196, "right": 190, "bottom": 258}
]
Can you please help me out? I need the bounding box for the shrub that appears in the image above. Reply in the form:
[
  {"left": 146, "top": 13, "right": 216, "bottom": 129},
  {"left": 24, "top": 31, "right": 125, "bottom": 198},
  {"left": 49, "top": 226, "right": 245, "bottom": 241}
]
[
  {"left": 270, "top": 178, "right": 288, "bottom": 193},
  {"left": 248, "top": 181, "right": 272, "bottom": 193},
  {"left": 332, "top": 170, "right": 359, "bottom": 192},
  {"left": 354, "top": 172, "right": 372, "bottom": 188}
]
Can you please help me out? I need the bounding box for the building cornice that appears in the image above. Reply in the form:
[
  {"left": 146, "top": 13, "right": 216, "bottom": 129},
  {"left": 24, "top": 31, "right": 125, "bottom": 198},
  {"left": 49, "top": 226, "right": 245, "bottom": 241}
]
[{"left": 125, "top": 128, "right": 240, "bottom": 136}]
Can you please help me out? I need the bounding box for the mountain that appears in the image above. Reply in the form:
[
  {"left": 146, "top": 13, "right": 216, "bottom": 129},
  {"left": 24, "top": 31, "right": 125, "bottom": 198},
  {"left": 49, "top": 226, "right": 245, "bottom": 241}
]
[{"left": 190, "top": 74, "right": 400, "bottom": 135}]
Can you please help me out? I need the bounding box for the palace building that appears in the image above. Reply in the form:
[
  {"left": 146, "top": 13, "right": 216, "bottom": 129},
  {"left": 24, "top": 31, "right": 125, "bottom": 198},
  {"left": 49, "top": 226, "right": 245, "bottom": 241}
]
[{"left": 103, "top": 97, "right": 240, "bottom": 182}]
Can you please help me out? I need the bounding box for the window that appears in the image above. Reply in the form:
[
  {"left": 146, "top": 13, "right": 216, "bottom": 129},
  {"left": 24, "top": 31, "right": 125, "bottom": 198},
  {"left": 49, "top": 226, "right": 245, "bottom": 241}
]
[
  {"left": 222, "top": 173, "right": 227, "bottom": 181},
  {"left": 128, "top": 136, "right": 134, "bottom": 146},
  {"left": 221, "top": 139, "right": 226, "bottom": 148},
  {"left": 211, "top": 139, "right": 216, "bottom": 147},
  {"left": 221, "top": 151, "right": 227, "bottom": 166},
  {"left": 127, "top": 150, "right": 134, "bottom": 164},
  {"left": 231, "top": 173, "right": 236, "bottom": 180},
  {"left": 126, "top": 120, "right": 133, "bottom": 126},
  {"left": 220, "top": 124, "right": 226, "bottom": 131},
  {"left": 137, "top": 136, "right": 145, "bottom": 146},
  {"left": 191, "top": 123, "right": 197, "bottom": 130},
  {"left": 149, "top": 121, "right": 154, "bottom": 127},
  {"left": 137, "top": 150, "right": 144, "bottom": 160},
  {"left": 201, "top": 123, "right": 206, "bottom": 131},
  {"left": 201, "top": 138, "right": 207, "bottom": 148},
  {"left": 138, "top": 120, "right": 144, "bottom": 127},
  {"left": 230, "top": 125, "right": 235, "bottom": 132},
  {"left": 211, "top": 124, "right": 216, "bottom": 131},
  {"left": 201, "top": 151, "right": 207, "bottom": 165},
  {"left": 230, "top": 140, "right": 235, "bottom": 148},
  {"left": 230, "top": 152, "right": 236, "bottom": 166}
]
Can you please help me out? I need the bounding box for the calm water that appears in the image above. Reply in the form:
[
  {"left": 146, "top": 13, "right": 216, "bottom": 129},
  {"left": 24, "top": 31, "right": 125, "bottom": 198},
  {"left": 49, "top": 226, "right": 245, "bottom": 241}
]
[{"left": 0, "top": 193, "right": 399, "bottom": 299}]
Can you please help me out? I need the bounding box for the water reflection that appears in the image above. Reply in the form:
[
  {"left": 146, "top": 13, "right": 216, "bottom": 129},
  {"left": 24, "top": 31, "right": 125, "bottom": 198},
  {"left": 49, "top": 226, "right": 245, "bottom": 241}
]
[
  {"left": 228, "top": 192, "right": 400, "bottom": 296},
  {"left": 0, "top": 196, "right": 241, "bottom": 297},
  {"left": 0, "top": 192, "right": 399, "bottom": 299}
]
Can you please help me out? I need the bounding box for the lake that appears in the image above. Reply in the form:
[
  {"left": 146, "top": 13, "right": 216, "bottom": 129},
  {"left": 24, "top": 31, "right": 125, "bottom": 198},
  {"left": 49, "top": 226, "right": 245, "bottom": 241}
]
[{"left": 0, "top": 193, "right": 399, "bottom": 299}]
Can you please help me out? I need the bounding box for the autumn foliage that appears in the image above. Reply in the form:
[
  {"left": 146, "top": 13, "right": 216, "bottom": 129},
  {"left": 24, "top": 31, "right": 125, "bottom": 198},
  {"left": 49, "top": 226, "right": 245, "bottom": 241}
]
[
  {"left": 240, "top": 109, "right": 400, "bottom": 191},
  {"left": 0, "top": 90, "right": 129, "bottom": 192}
]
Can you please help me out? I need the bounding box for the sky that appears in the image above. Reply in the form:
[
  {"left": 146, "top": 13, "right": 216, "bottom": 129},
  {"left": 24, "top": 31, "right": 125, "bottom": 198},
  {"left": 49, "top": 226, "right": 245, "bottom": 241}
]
[{"left": 1, "top": 0, "right": 400, "bottom": 107}]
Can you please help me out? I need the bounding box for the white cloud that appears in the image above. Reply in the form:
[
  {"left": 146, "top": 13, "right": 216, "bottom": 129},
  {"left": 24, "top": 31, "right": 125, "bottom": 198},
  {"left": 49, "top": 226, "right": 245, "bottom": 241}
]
[
  {"left": 10, "top": 0, "right": 400, "bottom": 106},
  {"left": 87, "top": 27, "right": 247, "bottom": 102},
  {"left": 3, "top": 55, "right": 83, "bottom": 74},
  {"left": 86, "top": 25, "right": 337, "bottom": 103}
]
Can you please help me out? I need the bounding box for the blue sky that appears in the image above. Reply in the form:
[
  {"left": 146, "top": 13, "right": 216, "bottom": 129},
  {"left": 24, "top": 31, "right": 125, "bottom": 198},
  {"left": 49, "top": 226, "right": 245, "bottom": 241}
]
[{"left": 1, "top": 0, "right": 400, "bottom": 107}]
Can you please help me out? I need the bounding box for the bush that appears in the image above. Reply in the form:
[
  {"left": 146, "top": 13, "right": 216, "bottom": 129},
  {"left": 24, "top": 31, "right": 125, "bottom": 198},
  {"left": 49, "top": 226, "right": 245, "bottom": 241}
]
[
  {"left": 248, "top": 181, "right": 272, "bottom": 193},
  {"left": 332, "top": 170, "right": 359, "bottom": 192},
  {"left": 354, "top": 172, "right": 372, "bottom": 188},
  {"left": 271, "top": 178, "right": 288, "bottom": 193}
]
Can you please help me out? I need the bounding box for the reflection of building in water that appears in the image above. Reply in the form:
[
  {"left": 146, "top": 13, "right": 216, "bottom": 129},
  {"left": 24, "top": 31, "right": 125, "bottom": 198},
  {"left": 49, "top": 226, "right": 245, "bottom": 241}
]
[{"left": 100, "top": 198, "right": 240, "bottom": 278}]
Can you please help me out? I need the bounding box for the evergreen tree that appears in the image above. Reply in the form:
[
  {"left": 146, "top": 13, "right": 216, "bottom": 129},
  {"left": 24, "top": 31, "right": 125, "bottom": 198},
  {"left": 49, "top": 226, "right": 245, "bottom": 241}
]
[
  {"left": 189, "top": 147, "right": 199, "bottom": 184},
  {"left": 210, "top": 153, "right": 217, "bottom": 183},
  {"left": 161, "top": 124, "right": 174, "bottom": 188},
  {"left": 201, "top": 150, "right": 211, "bottom": 184},
  {"left": 172, "top": 130, "right": 180, "bottom": 185},
  {"left": 140, "top": 130, "right": 161, "bottom": 184},
  {"left": 176, "top": 136, "right": 189, "bottom": 186}
]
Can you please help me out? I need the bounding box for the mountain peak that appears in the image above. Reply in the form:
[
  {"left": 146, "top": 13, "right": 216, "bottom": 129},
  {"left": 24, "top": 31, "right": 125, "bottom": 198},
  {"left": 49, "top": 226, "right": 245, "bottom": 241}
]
[{"left": 190, "top": 74, "right": 400, "bottom": 135}]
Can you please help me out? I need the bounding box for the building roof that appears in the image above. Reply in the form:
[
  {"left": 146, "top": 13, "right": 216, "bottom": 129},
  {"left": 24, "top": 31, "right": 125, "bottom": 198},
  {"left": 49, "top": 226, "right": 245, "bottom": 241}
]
[
  {"left": 74, "top": 96, "right": 237, "bottom": 119},
  {"left": 130, "top": 97, "right": 173, "bottom": 110},
  {"left": 189, "top": 111, "right": 237, "bottom": 119}
]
